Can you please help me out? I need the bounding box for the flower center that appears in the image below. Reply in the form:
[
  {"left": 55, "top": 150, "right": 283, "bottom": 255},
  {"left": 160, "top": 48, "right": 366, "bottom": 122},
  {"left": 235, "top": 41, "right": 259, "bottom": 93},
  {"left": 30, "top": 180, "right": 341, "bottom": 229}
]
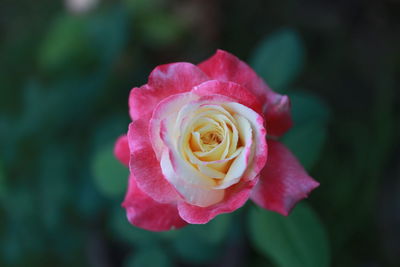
[{"left": 200, "top": 131, "right": 222, "bottom": 150}]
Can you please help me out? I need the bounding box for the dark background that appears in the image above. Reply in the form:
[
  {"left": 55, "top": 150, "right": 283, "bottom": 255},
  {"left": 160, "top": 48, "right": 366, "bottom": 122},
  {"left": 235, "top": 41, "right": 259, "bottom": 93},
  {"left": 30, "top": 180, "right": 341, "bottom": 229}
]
[{"left": 0, "top": 0, "right": 399, "bottom": 266}]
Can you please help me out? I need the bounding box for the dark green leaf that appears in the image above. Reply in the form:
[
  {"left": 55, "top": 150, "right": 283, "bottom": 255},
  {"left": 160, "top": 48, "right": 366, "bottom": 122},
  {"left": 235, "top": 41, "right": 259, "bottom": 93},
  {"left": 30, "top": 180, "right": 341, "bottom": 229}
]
[
  {"left": 141, "top": 13, "right": 185, "bottom": 47},
  {"left": 248, "top": 203, "right": 330, "bottom": 267},
  {"left": 109, "top": 207, "right": 161, "bottom": 246},
  {"left": 171, "top": 213, "right": 231, "bottom": 263},
  {"left": 86, "top": 5, "right": 128, "bottom": 64},
  {"left": 288, "top": 92, "right": 331, "bottom": 126},
  {"left": 91, "top": 143, "right": 129, "bottom": 197},
  {"left": 124, "top": 246, "right": 173, "bottom": 267},
  {"left": 123, "top": 0, "right": 165, "bottom": 15},
  {"left": 282, "top": 123, "right": 328, "bottom": 170},
  {"left": 38, "top": 146, "right": 72, "bottom": 232},
  {"left": 250, "top": 28, "right": 305, "bottom": 92},
  {"left": 282, "top": 91, "right": 331, "bottom": 170},
  {"left": 38, "top": 14, "right": 93, "bottom": 71},
  {"left": 0, "top": 161, "right": 5, "bottom": 198}
]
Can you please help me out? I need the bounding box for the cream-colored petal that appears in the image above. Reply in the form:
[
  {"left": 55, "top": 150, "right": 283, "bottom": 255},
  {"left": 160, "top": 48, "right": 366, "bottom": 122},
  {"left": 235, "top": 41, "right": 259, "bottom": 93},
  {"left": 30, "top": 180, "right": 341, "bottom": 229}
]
[
  {"left": 224, "top": 102, "right": 267, "bottom": 181},
  {"left": 197, "top": 165, "right": 226, "bottom": 179},
  {"left": 161, "top": 119, "right": 216, "bottom": 188},
  {"left": 227, "top": 121, "right": 239, "bottom": 157},
  {"left": 213, "top": 115, "right": 253, "bottom": 189},
  {"left": 177, "top": 103, "right": 236, "bottom": 136},
  {"left": 204, "top": 146, "right": 243, "bottom": 173},
  {"left": 190, "top": 131, "right": 203, "bottom": 151},
  {"left": 160, "top": 150, "right": 224, "bottom": 207}
]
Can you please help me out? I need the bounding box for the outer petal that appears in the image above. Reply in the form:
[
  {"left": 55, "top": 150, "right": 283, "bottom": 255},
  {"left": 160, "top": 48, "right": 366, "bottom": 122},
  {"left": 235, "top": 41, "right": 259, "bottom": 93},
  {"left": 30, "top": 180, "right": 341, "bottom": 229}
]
[
  {"left": 114, "top": 135, "right": 130, "bottom": 167},
  {"left": 128, "top": 122, "right": 180, "bottom": 203},
  {"left": 191, "top": 80, "right": 262, "bottom": 114},
  {"left": 122, "top": 174, "right": 187, "bottom": 231},
  {"left": 178, "top": 177, "right": 258, "bottom": 224},
  {"left": 129, "top": 63, "right": 209, "bottom": 121},
  {"left": 251, "top": 140, "right": 319, "bottom": 216},
  {"left": 198, "top": 49, "right": 292, "bottom": 137}
]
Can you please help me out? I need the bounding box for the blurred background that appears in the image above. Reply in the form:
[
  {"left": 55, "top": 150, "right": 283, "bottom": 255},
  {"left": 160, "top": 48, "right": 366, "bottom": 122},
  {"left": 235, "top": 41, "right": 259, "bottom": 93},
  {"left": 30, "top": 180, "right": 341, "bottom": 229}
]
[{"left": 0, "top": 0, "right": 399, "bottom": 266}]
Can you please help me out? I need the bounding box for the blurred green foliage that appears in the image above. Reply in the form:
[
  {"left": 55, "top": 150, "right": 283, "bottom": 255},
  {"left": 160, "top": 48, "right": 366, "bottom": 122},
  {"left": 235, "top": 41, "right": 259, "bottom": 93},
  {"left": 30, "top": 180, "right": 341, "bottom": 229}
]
[
  {"left": 0, "top": 0, "right": 399, "bottom": 266},
  {"left": 250, "top": 28, "right": 305, "bottom": 92},
  {"left": 248, "top": 203, "right": 330, "bottom": 267},
  {"left": 282, "top": 91, "right": 330, "bottom": 171},
  {"left": 92, "top": 143, "right": 129, "bottom": 197}
]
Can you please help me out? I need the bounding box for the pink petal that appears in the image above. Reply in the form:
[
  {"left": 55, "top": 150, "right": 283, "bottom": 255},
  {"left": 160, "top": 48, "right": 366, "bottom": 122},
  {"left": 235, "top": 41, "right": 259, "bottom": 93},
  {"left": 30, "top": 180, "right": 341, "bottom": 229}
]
[
  {"left": 198, "top": 49, "right": 293, "bottom": 137},
  {"left": 129, "top": 63, "right": 209, "bottom": 121},
  {"left": 177, "top": 178, "right": 258, "bottom": 224},
  {"left": 122, "top": 174, "right": 187, "bottom": 231},
  {"left": 264, "top": 95, "right": 292, "bottom": 138},
  {"left": 128, "top": 122, "right": 180, "bottom": 203},
  {"left": 114, "top": 135, "right": 130, "bottom": 167},
  {"left": 251, "top": 140, "right": 319, "bottom": 216},
  {"left": 191, "top": 80, "right": 262, "bottom": 114}
]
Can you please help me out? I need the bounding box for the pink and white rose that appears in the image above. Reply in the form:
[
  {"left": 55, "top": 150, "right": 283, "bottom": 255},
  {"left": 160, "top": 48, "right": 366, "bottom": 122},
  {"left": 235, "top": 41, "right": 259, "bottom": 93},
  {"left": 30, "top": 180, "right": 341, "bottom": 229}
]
[{"left": 114, "top": 50, "right": 319, "bottom": 231}]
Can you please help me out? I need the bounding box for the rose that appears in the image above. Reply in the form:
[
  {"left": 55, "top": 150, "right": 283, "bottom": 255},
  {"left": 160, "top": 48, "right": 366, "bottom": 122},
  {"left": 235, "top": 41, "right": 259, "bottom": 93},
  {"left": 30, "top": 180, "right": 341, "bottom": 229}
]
[{"left": 114, "top": 50, "right": 319, "bottom": 231}]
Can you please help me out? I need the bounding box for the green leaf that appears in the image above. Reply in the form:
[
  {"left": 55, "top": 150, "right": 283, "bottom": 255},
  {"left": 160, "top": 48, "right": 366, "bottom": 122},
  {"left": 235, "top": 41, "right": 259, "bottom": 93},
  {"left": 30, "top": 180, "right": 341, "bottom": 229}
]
[
  {"left": 288, "top": 92, "right": 331, "bottom": 126},
  {"left": 38, "top": 14, "right": 93, "bottom": 71},
  {"left": 250, "top": 28, "right": 305, "bottom": 92},
  {"left": 141, "top": 13, "right": 185, "bottom": 47},
  {"left": 171, "top": 213, "right": 231, "bottom": 263},
  {"left": 124, "top": 246, "right": 173, "bottom": 267},
  {"left": 0, "top": 161, "right": 5, "bottom": 198},
  {"left": 38, "top": 146, "right": 72, "bottom": 232},
  {"left": 282, "top": 91, "right": 331, "bottom": 170},
  {"left": 248, "top": 203, "right": 330, "bottom": 267},
  {"left": 109, "top": 207, "right": 161, "bottom": 246},
  {"left": 1, "top": 227, "right": 22, "bottom": 265},
  {"left": 123, "top": 0, "right": 165, "bottom": 14},
  {"left": 91, "top": 143, "right": 129, "bottom": 197},
  {"left": 283, "top": 123, "right": 327, "bottom": 171},
  {"left": 86, "top": 5, "right": 128, "bottom": 64},
  {"left": 38, "top": 6, "right": 128, "bottom": 72},
  {"left": 76, "top": 176, "right": 104, "bottom": 218}
]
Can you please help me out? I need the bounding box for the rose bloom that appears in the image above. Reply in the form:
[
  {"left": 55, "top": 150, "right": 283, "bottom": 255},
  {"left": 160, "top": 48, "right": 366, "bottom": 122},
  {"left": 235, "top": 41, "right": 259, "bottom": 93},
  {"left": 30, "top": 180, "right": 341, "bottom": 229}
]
[{"left": 114, "top": 50, "right": 319, "bottom": 231}]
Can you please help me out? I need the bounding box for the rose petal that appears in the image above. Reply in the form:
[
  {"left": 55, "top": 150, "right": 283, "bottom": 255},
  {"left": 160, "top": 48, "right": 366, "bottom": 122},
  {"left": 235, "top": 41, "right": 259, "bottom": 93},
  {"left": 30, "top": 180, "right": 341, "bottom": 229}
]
[
  {"left": 251, "top": 140, "right": 320, "bottom": 216},
  {"left": 114, "top": 135, "right": 130, "bottom": 167},
  {"left": 178, "top": 178, "right": 258, "bottom": 224},
  {"left": 129, "top": 63, "right": 208, "bottom": 121},
  {"left": 224, "top": 102, "right": 268, "bottom": 183},
  {"left": 214, "top": 114, "right": 253, "bottom": 189},
  {"left": 122, "top": 174, "right": 187, "bottom": 231},
  {"left": 159, "top": 117, "right": 226, "bottom": 206},
  {"left": 191, "top": 80, "right": 262, "bottom": 114},
  {"left": 198, "top": 49, "right": 293, "bottom": 137},
  {"left": 150, "top": 92, "right": 198, "bottom": 160},
  {"left": 128, "top": 122, "right": 180, "bottom": 203},
  {"left": 264, "top": 94, "right": 292, "bottom": 138}
]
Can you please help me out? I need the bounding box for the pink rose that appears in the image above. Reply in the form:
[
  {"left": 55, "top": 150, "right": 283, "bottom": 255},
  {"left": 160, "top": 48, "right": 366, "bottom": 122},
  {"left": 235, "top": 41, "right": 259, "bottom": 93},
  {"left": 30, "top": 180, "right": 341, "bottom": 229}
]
[{"left": 114, "top": 50, "right": 319, "bottom": 231}]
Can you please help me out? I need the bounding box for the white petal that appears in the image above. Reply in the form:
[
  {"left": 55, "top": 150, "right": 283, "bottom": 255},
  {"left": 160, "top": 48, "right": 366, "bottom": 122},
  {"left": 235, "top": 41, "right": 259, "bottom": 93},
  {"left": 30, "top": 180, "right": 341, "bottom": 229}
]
[
  {"left": 160, "top": 149, "right": 224, "bottom": 207},
  {"left": 224, "top": 102, "right": 267, "bottom": 181},
  {"left": 149, "top": 93, "right": 199, "bottom": 159}
]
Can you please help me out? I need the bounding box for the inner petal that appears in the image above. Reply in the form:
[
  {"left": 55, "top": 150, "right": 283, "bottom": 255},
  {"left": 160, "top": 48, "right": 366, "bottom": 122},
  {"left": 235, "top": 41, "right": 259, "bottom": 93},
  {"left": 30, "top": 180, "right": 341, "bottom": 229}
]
[
  {"left": 190, "top": 131, "right": 204, "bottom": 152},
  {"left": 177, "top": 102, "right": 251, "bottom": 187}
]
